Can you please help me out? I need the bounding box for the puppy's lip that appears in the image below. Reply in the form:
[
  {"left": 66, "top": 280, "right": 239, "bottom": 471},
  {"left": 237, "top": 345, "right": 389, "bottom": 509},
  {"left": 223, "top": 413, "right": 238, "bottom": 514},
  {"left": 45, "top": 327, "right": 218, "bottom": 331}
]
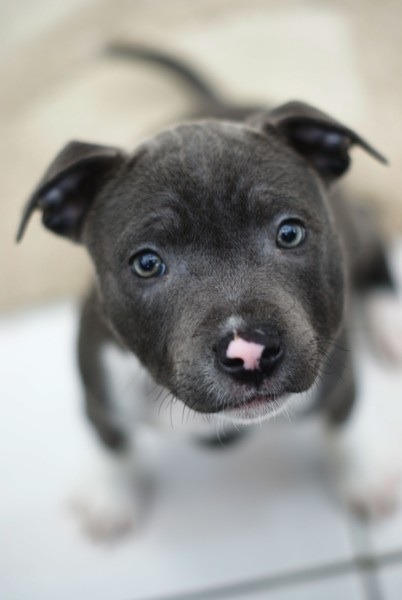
[
  {"left": 226, "top": 393, "right": 278, "bottom": 411},
  {"left": 219, "top": 391, "right": 289, "bottom": 423},
  {"left": 185, "top": 393, "right": 278, "bottom": 414}
]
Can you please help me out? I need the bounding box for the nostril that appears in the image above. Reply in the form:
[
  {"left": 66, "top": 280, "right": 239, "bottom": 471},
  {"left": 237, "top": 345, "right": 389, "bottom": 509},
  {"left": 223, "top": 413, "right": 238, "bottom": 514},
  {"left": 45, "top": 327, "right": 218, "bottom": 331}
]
[
  {"left": 261, "top": 344, "right": 281, "bottom": 360},
  {"left": 219, "top": 356, "right": 245, "bottom": 370},
  {"left": 260, "top": 344, "right": 283, "bottom": 373}
]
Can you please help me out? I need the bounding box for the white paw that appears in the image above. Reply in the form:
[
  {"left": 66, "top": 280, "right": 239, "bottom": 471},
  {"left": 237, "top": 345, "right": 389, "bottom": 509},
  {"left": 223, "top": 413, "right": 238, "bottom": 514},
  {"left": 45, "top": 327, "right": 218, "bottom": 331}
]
[
  {"left": 326, "top": 414, "right": 402, "bottom": 519},
  {"left": 340, "top": 464, "right": 402, "bottom": 518},
  {"left": 69, "top": 475, "right": 138, "bottom": 540},
  {"left": 365, "top": 291, "right": 402, "bottom": 364},
  {"left": 68, "top": 436, "right": 141, "bottom": 540}
]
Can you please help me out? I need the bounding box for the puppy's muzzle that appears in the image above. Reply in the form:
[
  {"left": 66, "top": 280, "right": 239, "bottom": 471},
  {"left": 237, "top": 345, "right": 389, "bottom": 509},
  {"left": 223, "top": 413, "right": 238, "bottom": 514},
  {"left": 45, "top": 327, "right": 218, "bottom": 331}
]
[{"left": 214, "top": 326, "right": 283, "bottom": 385}]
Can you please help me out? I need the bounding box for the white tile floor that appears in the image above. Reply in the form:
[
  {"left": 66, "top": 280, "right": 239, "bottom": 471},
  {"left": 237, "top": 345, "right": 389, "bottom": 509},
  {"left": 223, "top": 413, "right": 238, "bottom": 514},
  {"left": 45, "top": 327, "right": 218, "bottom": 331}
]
[{"left": 1, "top": 264, "right": 402, "bottom": 600}]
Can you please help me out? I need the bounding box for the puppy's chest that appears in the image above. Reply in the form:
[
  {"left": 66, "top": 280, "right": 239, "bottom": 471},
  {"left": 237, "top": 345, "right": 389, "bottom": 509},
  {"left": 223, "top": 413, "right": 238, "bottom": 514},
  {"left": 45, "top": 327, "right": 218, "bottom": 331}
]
[{"left": 100, "top": 343, "right": 218, "bottom": 436}]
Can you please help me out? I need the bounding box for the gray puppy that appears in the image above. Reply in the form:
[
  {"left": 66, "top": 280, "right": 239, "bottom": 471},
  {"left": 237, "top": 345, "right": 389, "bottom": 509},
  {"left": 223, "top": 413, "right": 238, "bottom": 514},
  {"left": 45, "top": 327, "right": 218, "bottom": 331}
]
[{"left": 17, "top": 45, "right": 402, "bottom": 537}]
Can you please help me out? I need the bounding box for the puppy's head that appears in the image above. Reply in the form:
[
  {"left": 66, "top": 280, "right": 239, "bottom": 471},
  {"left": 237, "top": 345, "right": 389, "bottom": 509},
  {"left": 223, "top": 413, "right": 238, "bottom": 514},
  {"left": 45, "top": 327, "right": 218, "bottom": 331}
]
[{"left": 18, "top": 102, "right": 385, "bottom": 423}]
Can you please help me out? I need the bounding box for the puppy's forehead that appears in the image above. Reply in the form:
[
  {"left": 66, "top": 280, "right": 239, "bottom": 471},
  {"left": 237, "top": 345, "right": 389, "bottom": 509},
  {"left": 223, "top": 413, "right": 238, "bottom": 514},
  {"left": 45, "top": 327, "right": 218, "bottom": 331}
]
[
  {"left": 140, "top": 120, "right": 297, "bottom": 180},
  {"left": 129, "top": 120, "right": 320, "bottom": 203},
  {"left": 94, "top": 120, "right": 324, "bottom": 248}
]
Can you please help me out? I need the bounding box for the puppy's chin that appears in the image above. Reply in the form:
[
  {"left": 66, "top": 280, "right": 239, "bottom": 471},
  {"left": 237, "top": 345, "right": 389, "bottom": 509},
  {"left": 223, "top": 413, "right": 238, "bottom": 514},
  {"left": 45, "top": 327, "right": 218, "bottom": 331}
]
[
  {"left": 218, "top": 394, "right": 289, "bottom": 425},
  {"left": 218, "top": 390, "right": 315, "bottom": 426}
]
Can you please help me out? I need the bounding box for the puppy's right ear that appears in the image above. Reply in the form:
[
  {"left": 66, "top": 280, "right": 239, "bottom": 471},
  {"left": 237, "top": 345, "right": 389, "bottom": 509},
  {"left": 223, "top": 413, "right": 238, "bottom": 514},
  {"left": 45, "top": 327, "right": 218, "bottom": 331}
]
[{"left": 16, "top": 141, "right": 126, "bottom": 243}]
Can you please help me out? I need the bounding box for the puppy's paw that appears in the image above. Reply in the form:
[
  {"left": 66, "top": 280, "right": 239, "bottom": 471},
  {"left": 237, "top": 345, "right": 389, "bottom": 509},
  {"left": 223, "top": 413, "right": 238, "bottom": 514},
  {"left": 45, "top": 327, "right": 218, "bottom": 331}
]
[
  {"left": 339, "top": 463, "right": 402, "bottom": 518},
  {"left": 365, "top": 291, "right": 402, "bottom": 364},
  {"left": 327, "top": 417, "right": 402, "bottom": 519},
  {"left": 69, "top": 476, "right": 138, "bottom": 540}
]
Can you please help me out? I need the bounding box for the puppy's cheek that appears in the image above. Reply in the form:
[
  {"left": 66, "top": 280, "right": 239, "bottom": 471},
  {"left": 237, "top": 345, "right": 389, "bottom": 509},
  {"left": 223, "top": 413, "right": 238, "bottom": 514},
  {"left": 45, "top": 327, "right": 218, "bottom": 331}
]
[
  {"left": 97, "top": 275, "right": 173, "bottom": 376},
  {"left": 280, "top": 327, "right": 322, "bottom": 392},
  {"left": 172, "top": 363, "right": 222, "bottom": 413}
]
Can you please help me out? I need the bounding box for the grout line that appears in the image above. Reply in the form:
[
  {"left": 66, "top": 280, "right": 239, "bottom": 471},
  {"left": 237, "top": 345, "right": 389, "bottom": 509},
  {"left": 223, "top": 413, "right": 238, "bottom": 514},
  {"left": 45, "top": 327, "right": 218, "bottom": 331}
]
[
  {"left": 346, "top": 512, "right": 373, "bottom": 556},
  {"left": 365, "top": 547, "right": 402, "bottom": 600},
  {"left": 361, "top": 569, "right": 384, "bottom": 600},
  {"left": 347, "top": 512, "right": 402, "bottom": 566},
  {"left": 346, "top": 512, "right": 384, "bottom": 600},
  {"left": 344, "top": 511, "right": 402, "bottom": 600},
  {"left": 136, "top": 549, "right": 402, "bottom": 600}
]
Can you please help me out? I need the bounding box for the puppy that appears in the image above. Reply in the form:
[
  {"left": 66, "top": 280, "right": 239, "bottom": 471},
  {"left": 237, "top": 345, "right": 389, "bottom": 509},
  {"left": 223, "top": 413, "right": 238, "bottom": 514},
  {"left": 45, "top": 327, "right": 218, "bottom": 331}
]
[{"left": 17, "top": 44, "right": 402, "bottom": 537}]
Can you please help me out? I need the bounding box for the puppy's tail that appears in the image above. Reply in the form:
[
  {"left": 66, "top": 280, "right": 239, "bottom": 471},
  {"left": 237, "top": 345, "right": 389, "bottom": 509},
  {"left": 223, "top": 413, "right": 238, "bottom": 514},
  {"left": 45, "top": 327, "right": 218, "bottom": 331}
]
[{"left": 105, "top": 41, "right": 226, "bottom": 109}]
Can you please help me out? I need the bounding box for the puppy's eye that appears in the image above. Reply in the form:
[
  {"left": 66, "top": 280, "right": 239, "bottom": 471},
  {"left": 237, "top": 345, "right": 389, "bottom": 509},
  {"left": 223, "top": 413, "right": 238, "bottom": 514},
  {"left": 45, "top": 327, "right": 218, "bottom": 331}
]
[
  {"left": 130, "top": 250, "right": 166, "bottom": 278},
  {"left": 276, "top": 220, "right": 306, "bottom": 249}
]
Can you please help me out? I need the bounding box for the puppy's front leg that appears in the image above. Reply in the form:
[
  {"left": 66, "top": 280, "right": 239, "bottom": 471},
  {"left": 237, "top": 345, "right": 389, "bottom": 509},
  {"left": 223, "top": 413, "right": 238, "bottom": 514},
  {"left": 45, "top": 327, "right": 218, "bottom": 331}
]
[
  {"left": 327, "top": 396, "right": 402, "bottom": 518},
  {"left": 324, "top": 232, "right": 402, "bottom": 516},
  {"left": 320, "top": 331, "right": 401, "bottom": 517},
  {"left": 70, "top": 427, "right": 140, "bottom": 540},
  {"left": 71, "top": 293, "right": 143, "bottom": 539}
]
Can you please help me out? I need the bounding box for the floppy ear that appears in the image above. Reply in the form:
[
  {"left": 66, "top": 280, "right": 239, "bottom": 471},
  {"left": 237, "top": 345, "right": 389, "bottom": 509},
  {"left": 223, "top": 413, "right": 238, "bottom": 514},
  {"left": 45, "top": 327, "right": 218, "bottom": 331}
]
[
  {"left": 259, "top": 101, "right": 387, "bottom": 181},
  {"left": 16, "top": 141, "right": 126, "bottom": 243}
]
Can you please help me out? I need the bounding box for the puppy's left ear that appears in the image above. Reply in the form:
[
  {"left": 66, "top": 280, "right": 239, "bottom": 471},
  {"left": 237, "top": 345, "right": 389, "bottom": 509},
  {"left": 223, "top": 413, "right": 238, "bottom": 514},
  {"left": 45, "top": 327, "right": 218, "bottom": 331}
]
[
  {"left": 258, "top": 101, "right": 387, "bottom": 181},
  {"left": 17, "top": 141, "right": 126, "bottom": 243}
]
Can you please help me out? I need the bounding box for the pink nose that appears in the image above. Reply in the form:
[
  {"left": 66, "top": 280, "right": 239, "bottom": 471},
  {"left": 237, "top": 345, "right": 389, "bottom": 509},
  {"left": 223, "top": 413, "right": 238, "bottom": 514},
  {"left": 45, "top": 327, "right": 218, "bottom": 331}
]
[{"left": 226, "top": 335, "right": 265, "bottom": 371}]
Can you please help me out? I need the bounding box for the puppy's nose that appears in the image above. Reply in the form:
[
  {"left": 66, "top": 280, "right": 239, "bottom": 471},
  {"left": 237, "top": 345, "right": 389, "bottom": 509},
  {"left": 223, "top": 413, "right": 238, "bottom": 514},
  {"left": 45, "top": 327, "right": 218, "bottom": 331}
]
[
  {"left": 215, "top": 328, "right": 283, "bottom": 382},
  {"left": 227, "top": 337, "right": 264, "bottom": 370}
]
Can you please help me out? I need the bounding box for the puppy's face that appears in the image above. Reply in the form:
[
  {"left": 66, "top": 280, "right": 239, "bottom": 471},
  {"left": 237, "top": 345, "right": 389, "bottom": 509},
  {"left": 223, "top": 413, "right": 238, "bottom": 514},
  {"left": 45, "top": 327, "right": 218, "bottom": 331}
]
[
  {"left": 18, "top": 103, "right": 385, "bottom": 423},
  {"left": 87, "top": 121, "right": 344, "bottom": 422}
]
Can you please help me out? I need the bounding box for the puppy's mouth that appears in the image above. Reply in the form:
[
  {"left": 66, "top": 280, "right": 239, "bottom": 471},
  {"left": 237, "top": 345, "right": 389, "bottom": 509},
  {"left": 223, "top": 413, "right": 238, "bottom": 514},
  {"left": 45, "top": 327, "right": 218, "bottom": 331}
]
[
  {"left": 228, "top": 392, "right": 278, "bottom": 410},
  {"left": 221, "top": 390, "right": 288, "bottom": 423},
  {"left": 172, "top": 365, "right": 299, "bottom": 422}
]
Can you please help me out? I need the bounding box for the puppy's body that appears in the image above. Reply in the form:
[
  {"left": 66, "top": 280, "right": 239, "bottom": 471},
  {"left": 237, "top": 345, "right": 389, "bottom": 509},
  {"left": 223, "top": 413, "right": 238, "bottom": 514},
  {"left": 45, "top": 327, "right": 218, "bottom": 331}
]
[{"left": 18, "top": 45, "right": 402, "bottom": 535}]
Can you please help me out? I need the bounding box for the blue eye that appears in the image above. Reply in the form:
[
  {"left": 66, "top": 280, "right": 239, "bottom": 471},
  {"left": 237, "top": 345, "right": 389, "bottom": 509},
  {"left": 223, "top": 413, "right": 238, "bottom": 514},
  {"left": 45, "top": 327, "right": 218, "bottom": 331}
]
[
  {"left": 276, "top": 220, "right": 306, "bottom": 249},
  {"left": 130, "top": 250, "right": 166, "bottom": 278}
]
